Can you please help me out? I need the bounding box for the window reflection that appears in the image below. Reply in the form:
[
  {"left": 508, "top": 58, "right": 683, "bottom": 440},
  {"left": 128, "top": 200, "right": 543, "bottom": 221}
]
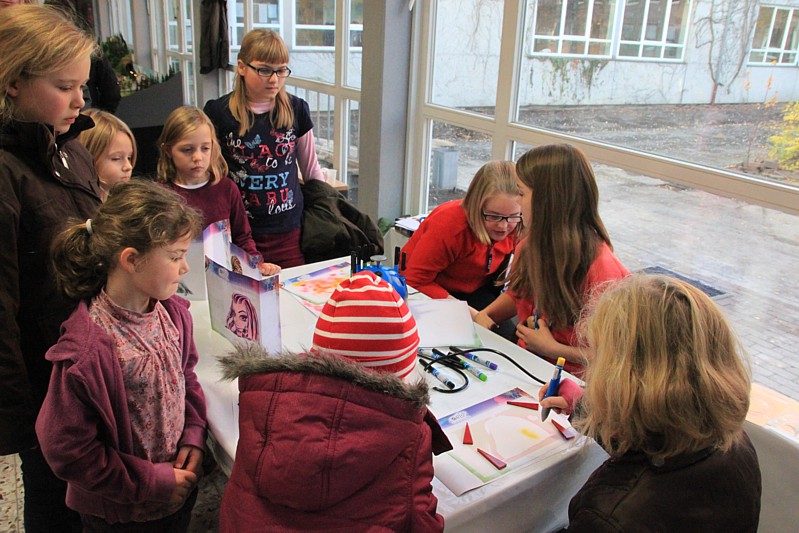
[
  {"left": 619, "top": 0, "right": 690, "bottom": 60},
  {"left": 531, "top": 0, "right": 615, "bottom": 56}
]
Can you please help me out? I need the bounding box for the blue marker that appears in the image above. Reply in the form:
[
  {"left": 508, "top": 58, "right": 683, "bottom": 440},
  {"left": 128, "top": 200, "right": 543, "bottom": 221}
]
[
  {"left": 541, "top": 357, "right": 565, "bottom": 421},
  {"left": 419, "top": 359, "right": 455, "bottom": 389},
  {"left": 532, "top": 308, "right": 540, "bottom": 330},
  {"left": 455, "top": 349, "right": 499, "bottom": 371}
]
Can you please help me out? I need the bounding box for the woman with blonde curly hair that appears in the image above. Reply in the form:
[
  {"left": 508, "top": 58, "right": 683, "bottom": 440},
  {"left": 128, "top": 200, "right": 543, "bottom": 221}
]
[{"left": 540, "top": 274, "right": 761, "bottom": 531}]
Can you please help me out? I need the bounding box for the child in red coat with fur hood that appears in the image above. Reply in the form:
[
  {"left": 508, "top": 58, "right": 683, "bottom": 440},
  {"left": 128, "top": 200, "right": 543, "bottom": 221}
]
[{"left": 218, "top": 271, "right": 451, "bottom": 532}]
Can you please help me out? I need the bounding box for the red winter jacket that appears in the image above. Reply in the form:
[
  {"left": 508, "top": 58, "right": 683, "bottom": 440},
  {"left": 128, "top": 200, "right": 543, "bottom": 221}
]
[{"left": 218, "top": 349, "right": 451, "bottom": 532}]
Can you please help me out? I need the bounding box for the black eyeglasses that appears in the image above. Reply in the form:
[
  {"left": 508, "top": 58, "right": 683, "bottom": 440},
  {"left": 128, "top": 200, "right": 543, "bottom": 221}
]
[
  {"left": 482, "top": 212, "right": 523, "bottom": 224},
  {"left": 244, "top": 62, "right": 292, "bottom": 78}
]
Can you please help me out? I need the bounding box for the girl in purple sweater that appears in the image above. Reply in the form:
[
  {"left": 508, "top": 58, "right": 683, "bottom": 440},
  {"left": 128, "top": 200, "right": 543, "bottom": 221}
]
[{"left": 156, "top": 106, "right": 280, "bottom": 276}]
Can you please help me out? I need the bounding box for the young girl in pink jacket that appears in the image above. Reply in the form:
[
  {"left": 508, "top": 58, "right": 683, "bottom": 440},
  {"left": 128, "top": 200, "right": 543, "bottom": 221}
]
[{"left": 36, "top": 180, "right": 207, "bottom": 531}]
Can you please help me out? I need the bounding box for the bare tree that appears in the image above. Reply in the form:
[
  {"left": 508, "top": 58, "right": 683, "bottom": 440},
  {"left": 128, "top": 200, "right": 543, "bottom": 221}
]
[{"left": 693, "top": 0, "right": 759, "bottom": 104}]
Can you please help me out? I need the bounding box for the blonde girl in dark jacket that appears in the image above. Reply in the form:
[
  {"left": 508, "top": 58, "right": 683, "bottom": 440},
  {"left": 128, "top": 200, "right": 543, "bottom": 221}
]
[{"left": 0, "top": 5, "right": 101, "bottom": 531}]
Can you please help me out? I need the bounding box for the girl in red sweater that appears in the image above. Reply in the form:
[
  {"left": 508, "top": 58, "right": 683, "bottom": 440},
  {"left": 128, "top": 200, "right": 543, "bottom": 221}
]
[
  {"left": 400, "top": 160, "right": 523, "bottom": 311},
  {"left": 156, "top": 106, "right": 279, "bottom": 276}
]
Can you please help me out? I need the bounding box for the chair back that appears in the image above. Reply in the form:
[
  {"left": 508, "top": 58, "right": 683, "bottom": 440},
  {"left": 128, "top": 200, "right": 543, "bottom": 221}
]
[{"left": 744, "top": 420, "right": 799, "bottom": 531}]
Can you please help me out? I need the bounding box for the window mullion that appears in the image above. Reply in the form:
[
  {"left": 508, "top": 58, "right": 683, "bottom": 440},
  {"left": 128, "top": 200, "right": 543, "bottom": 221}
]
[
  {"left": 779, "top": 11, "right": 793, "bottom": 61},
  {"left": 558, "top": 1, "right": 568, "bottom": 54},
  {"left": 332, "top": 0, "right": 346, "bottom": 180},
  {"left": 585, "top": 0, "right": 595, "bottom": 55},
  {"left": 494, "top": 0, "right": 525, "bottom": 161},
  {"left": 767, "top": 8, "right": 778, "bottom": 53}
]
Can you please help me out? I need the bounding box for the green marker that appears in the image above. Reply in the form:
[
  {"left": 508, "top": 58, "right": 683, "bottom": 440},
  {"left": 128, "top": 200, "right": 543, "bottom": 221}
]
[{"left": 458, "top": 356, "right": 488, "bottom": 381}]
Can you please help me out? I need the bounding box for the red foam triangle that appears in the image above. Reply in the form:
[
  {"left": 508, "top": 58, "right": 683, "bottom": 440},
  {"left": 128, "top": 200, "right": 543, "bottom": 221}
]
[
  {"left": 477, "top": 448, "right": 507, "bottom": 470},
  {"left": 463, "top": 422, "right": 473, "bottom": 445},
  {"left": 507, "top": 400, "right": 539, "bottom": 410},
  {"left": 552, "top": 419, "right": 578, "bottom": 440}
]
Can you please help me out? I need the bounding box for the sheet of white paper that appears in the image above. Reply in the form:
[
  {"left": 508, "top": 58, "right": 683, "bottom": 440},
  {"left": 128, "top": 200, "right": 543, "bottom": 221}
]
[
  {"left": 394, "top": 215, "right": 424, "bottom": 232},
  {"left": 408, "top": 299, "right": 481, "bottom": 348}
]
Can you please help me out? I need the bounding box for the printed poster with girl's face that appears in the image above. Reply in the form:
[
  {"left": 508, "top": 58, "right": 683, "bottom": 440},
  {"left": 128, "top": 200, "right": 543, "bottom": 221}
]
[{"left": 203, "top": 220, "right": 281, "bottom": 354}]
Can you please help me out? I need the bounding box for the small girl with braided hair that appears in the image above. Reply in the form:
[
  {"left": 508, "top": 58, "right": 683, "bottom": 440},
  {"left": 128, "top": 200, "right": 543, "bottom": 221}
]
[{"left": 36, "top": 179, "right": 208, "bottom": 532}]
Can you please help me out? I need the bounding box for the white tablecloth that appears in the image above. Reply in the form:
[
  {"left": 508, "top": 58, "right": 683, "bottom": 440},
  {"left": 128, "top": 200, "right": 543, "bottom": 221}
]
[{"left": 190, "top": 258, "right": 608, "bottom": 533}]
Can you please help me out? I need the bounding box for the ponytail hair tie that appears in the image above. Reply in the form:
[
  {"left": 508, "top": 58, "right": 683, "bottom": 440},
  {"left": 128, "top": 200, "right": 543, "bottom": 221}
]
[{"left": 85, "top": 219, "right": 93, "bottom": 236}]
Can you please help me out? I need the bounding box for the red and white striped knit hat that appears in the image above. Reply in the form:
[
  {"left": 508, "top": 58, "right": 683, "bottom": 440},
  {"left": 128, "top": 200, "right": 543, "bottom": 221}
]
[{"left": 312, "top": 271, "right": 419, "bottom": 380}]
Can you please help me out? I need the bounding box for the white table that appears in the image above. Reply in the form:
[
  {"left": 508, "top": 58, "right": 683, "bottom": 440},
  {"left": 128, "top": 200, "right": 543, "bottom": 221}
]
[{"left": 190, "top": 258, "right": 607, "bottom": 533}]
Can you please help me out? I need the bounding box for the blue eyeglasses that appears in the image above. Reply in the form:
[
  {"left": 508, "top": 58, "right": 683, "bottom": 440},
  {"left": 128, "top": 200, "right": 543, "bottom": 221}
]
[{"left": 244, "top": 62, "right": 292, "bottom": 78}]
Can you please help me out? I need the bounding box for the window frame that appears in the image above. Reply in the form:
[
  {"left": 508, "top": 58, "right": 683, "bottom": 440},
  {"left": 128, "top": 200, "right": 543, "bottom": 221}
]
[
  {"left": 293, "top": 0, "right": 336, "bottom": 50},
  {"left": 749, "top": 5, "right": 799, "bottom": 66},
  {"left": 617, "top": 0, "right": 693, "bottom": 61},
  {"left": 528, "top": 0, "right": 616, "bottom": 59},
  {"left": 148, "top": 0, "right": 196, "bottom": 105}
]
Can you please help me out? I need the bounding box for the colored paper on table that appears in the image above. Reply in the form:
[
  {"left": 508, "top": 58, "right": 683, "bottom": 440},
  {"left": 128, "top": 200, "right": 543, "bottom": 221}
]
[
  {"left": 282, "top": 262, "right": 352, "bottom": 307},
  {"left": 433, "top": 388, "right": 579, "bottom": 496}
]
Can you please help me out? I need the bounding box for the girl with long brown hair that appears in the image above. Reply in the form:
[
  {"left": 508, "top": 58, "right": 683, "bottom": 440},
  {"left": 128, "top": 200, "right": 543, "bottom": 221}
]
[{"left": 474, "top": 144, "right": 629, "bottom": 374}]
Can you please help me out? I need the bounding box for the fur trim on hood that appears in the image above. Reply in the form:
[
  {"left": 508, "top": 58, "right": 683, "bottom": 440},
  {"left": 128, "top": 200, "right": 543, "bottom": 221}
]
[{"left": 217, "top": 343, "right": 430, "bottom": 409}]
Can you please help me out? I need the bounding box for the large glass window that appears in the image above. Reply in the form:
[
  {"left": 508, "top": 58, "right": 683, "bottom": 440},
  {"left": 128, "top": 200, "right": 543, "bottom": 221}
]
[
  {"left": 530, "top": 0, "right": 616, "bottom": 57},
  {"left": 149, "top": 0, "right": 195, "bottom": 104},
  {"left": 287, "top": 86, "right": 335, "bottom": 165},
  {"left": 230, "top": 1, "right": 282, "bottom": 64},
  {"left": 346, "top": 0, "right": 364, "bottom": 89},
  {"left": 428, "top": 121, "right": 492, "bottom": 209},
  {"left": 749, "top": 6, "right": 799, "bottom": 65},
  {"left": 409, "top": 0, "right": 798, "bottom": 218},
  {"left": 513, "top": 0, "right": 797, "bottom": 196},
  {"left": 430, "top": 0, "right": 503, "bottom": 117},
  {"left": 108, "top": 0, "right": 134, "bottom": 44},
  {"left": 349, "top": 0, "right": 363, "bottom": 48},
  {"left": 167, "top": 0, "right": 180, "bottom": 51},
  {"left": 618, "top": 0, "right": 691, "bottom": 60}
]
